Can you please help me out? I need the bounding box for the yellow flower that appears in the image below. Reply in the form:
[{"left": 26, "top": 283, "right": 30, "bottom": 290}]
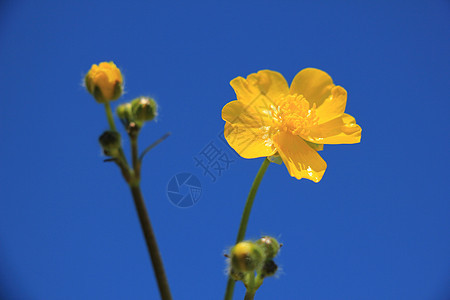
[
  {"left": 222, "top": 68, "right": 362, "bottom": 182},
  {"left": 85, "top": 61, "right": 123, "bottom": 102}
]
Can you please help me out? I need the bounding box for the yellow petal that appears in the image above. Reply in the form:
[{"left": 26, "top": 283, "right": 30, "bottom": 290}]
[
  {"left": 107, "top": 62, "right": 123, "bottom": 83},
  {"left": 273, "top": 131, "right": 327, "bottom": 182},
  {"left": 224, "top": 122, "right": 276, "bottom": 159},
  {"left": 316, "top": 86, "right": 347, "bottom": 124},
  {"left": 308, "top": 114, "right": 362, "bottom": 144},
  {"left": 94, "top": 72, "right": 114, "bottom": 99},
  {"left": 222, "top": 99, "right": 275, "bottom": 129},
  {"left": 222, "top": 101, "right": 247, "bottom": 124},
  {"left": 230, "top": 70, "right": 289, "bottom": 104},
  {"left": 289, "top": 68, "right": 335, "bottom": 107}
]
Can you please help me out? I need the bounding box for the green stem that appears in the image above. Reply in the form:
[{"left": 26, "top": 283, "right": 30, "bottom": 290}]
[
  {"left": 244, "top": 272, "right": 256, "bottom": 300},
  {"left": 244, "top": 291, "right": 255, "bottom": 300},
  {"left": 102, "top": 102, "right": 172, "bottom": 299},
  {"left": 224, "top": 158, "right": 271, "bottom": 300},
  {"left": 131, "top": 137, "right": 140, "bottom": 180},
  {"left": 130, "top": 185, "right": 173, "bottom": 300},
  {"left": 103, "top": 102, "right": 129, "bottom": 174},
  {"left": 235, "top": 158, "right": 270, "bottom": 242},
  {"left": 104, "top": 102, "right": 117, "bottom": 131}
]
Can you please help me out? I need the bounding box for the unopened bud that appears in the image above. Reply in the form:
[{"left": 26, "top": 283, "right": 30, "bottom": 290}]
[
  {"left": 256, "top": 236, "right": 280, "bottom": 259},
  {"left": 229, "top": 268, "right": 245, "bottom": 282},
  {"left": 116, "top": 103, "right": 134, "bottom": 122},
  {"left": 260, "top": 259, "right": 278, "bottom": 278},
  {"left": 99, "top": 131, "right": 121, "bottom": 156},
  {"left": 230, "top": 241, "right": 264, "bottom": 272},
  {"left": 131, "top": 96, "right": 157, "bottom": 122},
  {"left": 85, "top": 61, "right": 123, "bottom": 103}
]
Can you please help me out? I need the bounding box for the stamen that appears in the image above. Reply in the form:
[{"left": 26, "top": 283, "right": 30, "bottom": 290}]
[{"left": 274, "top": 94, "right": 319, "bottom": 136}]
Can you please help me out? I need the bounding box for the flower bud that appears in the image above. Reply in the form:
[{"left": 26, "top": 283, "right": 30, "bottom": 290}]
[
  {"left": 260, "top": 259, "right": 278, "bottom": 278},
  {"left": 229, "top": 268, "right": 245, "bottom": 282},
  {"left": 85, "top": 62, "right": 123, "bottom": 103},
  {"left": 99, "top": 131, "right": 121, "bottom": 156},
  {"left": 131, "top": 96, "right": 157, "bottom": 122},
  {"left": 116, "top": 103, "right": 134, "bottom": 123},
  {"left": 230, "top": 241, "right": 265, "bottom": 273},
  {"left": 255, "top": 236, "right": 280, "bottom": 259}
]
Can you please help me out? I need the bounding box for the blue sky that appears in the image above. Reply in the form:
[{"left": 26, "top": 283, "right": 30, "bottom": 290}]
[{"left": 0, "top": 0, "right": 449, "bottom": 299}]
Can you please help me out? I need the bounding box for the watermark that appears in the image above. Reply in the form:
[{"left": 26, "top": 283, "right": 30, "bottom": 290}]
[
  {"left": 167, "top": 172, "right": 202, "bottom": 208},
  {"left": 193, "top": 137, "right": 237, "bottom": 182},
  {"left": 167, "top": 91, "right": 276, "bottom": 208}
]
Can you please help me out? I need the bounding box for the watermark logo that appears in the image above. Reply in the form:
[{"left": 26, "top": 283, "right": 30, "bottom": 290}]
[
  {"left": 167, "top": 91, "right": 276, "bottom": 208},
  {"left": 167, "top": 172, "right": 202, "bottom": 208}
]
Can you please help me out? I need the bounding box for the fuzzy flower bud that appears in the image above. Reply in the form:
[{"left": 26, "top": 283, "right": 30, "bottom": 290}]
[
  {"left": 131, "top": 96, "right": 158, "bottom": 122},
  {"left": 116, "top": 103, "right": 134, "bottom": 123},
  {"left": 230, "top": 241, "right": 265, "bottom": 273},
  {"left": 85, "top": 62, "right": 123, "bottom": 103},
  {"left": 99, "top": 131, "right": 121, "bottom": 156},
  {"left": 255, "top": 236, "right": 280, "bottom": 259},
  {"left": 261, "top": 259, "right": 278, "bottom": 278},
  {"left": 229, "top": 268, "right": 245, "bottom": 282}
]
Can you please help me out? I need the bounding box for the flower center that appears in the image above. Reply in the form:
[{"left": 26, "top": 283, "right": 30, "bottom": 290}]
[{"left": 273, "top": 94, "right": 319, "bottom": 136}]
